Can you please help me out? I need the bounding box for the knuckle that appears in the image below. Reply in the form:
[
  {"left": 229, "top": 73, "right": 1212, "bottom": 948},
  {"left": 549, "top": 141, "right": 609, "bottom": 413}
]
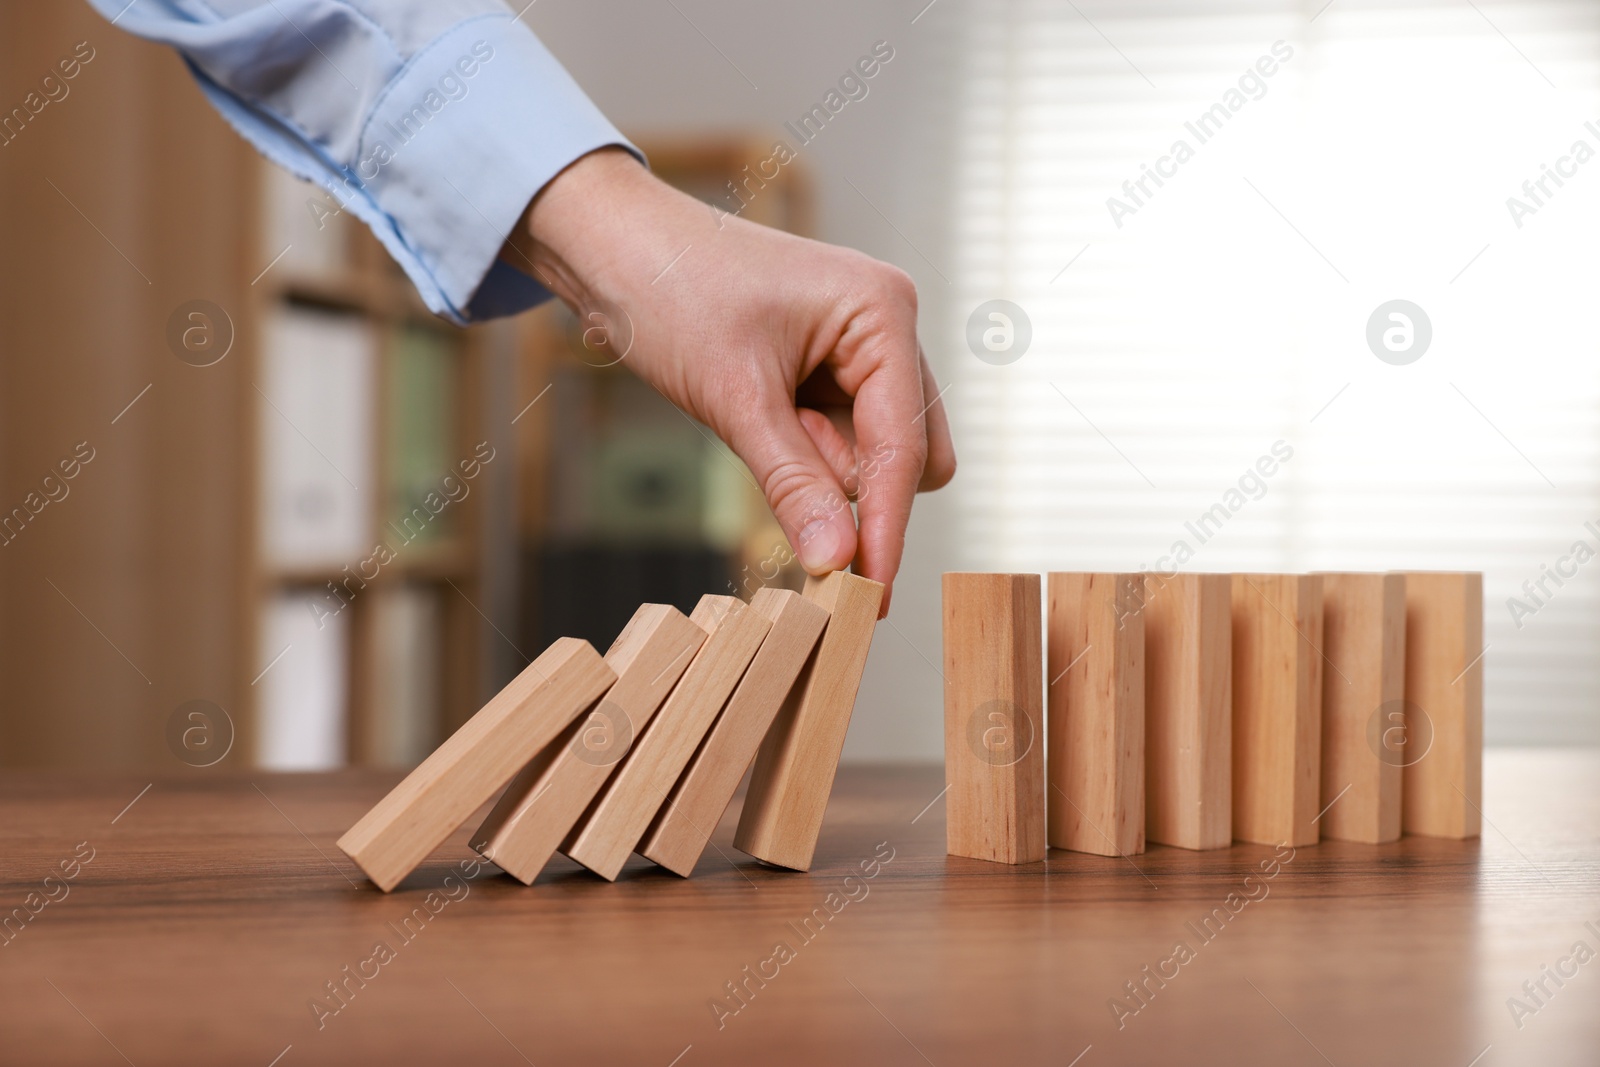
[
  {"left": 902, "top": 439, "right": 932, "bottom": 476},
  {"left": 871, "top": 437, "right": 929, "bottom": 485},
  {"left": 761, "top": 459, "right": 825, "bottom": 521},
  {"left": 924, "top": 450, "right": 956, "bottom": 490},
  {"left": 892, "top": 430, "right": 929, "bottom": 464},
  {"left": 874, "top": 264, "right": 918, "bottom": 315}
]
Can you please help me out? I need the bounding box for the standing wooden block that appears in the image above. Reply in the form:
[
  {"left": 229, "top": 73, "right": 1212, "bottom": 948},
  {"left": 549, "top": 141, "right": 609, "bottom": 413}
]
[
  {"left": 336, "top": 638, "right": 614, "bottom": 892},
  {"left": 1401, "top": 572, "right": 1484, "bottom": 839},
  {"left": 1318, "top": 573, "right": 1404, "bottom": 844},
  {"left": 471, "top": 604, "right": 708, "bottom": 884},
  {"left": 940, "top": 572, "right": 1046, "bottom": 864},
  {"left": 1048, "top": 573, "right": 1145, "bottom": 857},
  {"left": 562, "top": 596, "right": 771, "bottom": 881},
  {"left": 639, "top": 589, "right": 829, "bottom": 876},
  {"left": 1231, "top": 574, "right": 1323, "bottom": 847},
  {"left": 1143, "top": 573, "right": 1232, "bottom": 851},
  {"left": 734, "top": 571, "right": 885, "bottom": 871}
]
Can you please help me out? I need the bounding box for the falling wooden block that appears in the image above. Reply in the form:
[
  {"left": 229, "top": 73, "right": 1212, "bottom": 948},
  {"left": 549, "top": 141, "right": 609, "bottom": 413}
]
[
  {"left": 638, "top": 589, "right": 829, "bottom": 876},
  {"left": 1047, "top": 573, "right": 1145, "bottom": 857},
  {"left": 470, "top": 604, "right": 708, "bottom": 884},
  {"left": 941, "top": 572, "right": 1046, "bottom": 865},
  {"left": 1143, "top": 572, "right": 1231, "bottom": 851},
  {"left": 734, "top": 571, "right": 885, "bottom": 871},
  {"left": 1318, "top": 572, "right": 1404, "bottom": 844},
  {"left": 336, "top": 638, "right": 614, "bottom": 892},
  {"left": 562, "top": 596, "right": 771, "bottom": 880},
  {"left": 1401, "top": 572, "right": 1484, "bottom": 839},
  {"left": 1231, "top": 573, "right": 1323, "bottom": 847}
]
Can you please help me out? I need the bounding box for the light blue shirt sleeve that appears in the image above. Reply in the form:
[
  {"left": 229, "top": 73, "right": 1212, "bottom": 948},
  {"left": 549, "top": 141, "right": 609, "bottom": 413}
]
[{"left": 88, "top": 0, "right": 642, "bottom": 324}]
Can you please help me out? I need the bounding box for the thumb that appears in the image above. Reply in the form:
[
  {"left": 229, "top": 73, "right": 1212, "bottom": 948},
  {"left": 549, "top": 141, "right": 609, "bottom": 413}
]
[{"left": 728, "top": 402, "right": 858, "bottom": 575}]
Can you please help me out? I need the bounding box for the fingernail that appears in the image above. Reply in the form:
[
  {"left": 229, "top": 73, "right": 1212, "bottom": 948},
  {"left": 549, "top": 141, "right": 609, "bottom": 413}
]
[{"left": 797, "top": 519, "right": 841, "bottom": 573}]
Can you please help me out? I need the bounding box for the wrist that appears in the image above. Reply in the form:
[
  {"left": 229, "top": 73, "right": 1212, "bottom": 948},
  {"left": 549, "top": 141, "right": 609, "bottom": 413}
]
[{"left": 517, "top": 146, "right": 672, "bottom": 310}]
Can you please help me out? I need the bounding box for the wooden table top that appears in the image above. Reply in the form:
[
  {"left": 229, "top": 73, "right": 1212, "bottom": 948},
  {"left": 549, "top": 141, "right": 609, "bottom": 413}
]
[{"left": 2, "top": 750, "right": 1596, "bottom": 1066}]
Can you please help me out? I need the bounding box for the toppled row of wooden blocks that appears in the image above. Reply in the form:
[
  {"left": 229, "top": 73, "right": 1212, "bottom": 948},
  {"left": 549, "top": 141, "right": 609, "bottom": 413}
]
[
  {"left": 338, "top": 573, "right": 884, "bottom": 892},
  {"left": 944, "top": 571, "right": 1484, "bottom": 863}
]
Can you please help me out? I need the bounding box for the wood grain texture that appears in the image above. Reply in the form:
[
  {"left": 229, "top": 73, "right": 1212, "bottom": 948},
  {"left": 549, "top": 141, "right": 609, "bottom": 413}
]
[
  {"left": 471, "top": 604, "right": 707, "bottom": 884},
  {"left": 639, "top": 588, "right": 828, "bottom": 875},
  {"left": 1231, "top": 574, "right": 1323, "bottom": 847},
  {"left": 5, "top": 753, "right": 1590, "bottom": 1066},
  {"left": 1318, "top": 573, "right": 1404, "bottom": 844},
  {"left": 940, "top": 572, "right": 1046, "bottom": 864},
  {"left": 2, "top": 753, "right": 1595, "bottom": 1065},
  {"left": 1401, "top": 572, "right": 1485, "bottom": 839},
  {"left": 336, "top": 638, "right": 614, "bottom": 890},
  {"left": 1143, "top": 572, "right": 1232, "bottom": 851},
  {"left": 562, "top": 596, "right": 770, "bottom": 881},
  {"left": 0, "top": 6, "right": 260, "bottom": 769},
  {"left": 1047, "top": 573, "right": 1146, "bottom": 856},
  {"left": 734, "top": 571, "right": 885, "bottom": 871}
]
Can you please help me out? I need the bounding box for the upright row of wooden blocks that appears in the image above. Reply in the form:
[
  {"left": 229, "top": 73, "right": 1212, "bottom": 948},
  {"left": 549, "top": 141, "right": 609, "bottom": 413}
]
[
  {"left": 339, "top": 571, "right": 883, "bottom": 892},
  {"left": 943, "top": 570, "right": 1484, "bottom": 863}
]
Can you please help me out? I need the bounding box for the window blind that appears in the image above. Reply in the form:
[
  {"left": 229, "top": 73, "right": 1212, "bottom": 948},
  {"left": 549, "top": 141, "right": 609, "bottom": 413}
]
[{"left": 950, "top": 0, "right": 1600, "bottom": 743}]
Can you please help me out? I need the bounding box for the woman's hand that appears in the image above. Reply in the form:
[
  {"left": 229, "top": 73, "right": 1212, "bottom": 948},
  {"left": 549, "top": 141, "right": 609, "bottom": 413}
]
[{"left": 514, "top": 148, "right": 956, "bottom": 614}]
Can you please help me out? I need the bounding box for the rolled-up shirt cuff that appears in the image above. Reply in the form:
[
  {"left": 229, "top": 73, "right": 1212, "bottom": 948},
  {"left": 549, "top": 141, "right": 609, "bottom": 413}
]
[
  {"left": 352, "top": 15, "right": 641, "bottom": 323},
  {"left": 176, "top": 10, "right": 639, "bottom": 324}
]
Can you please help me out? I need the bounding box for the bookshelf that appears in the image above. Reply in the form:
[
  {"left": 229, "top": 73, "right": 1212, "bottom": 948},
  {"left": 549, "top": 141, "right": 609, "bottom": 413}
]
[{"left": 247, "top": 166, "right": 499, "bottom": 769}]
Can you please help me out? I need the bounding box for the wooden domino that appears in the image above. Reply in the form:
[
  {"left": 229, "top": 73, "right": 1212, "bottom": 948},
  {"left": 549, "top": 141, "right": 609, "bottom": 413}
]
[
  {"left": 1231, "top": 573, "right": 1323, "bottom": 847},
  {"left": 638, "top": 588, "right": 829, "bottom": 876},
  {"left": 1401, "top": 572, "right": 1484, "bottom": 839},
  {"left": 942, "top": 572, "right": 1047, "bottom": 865},
  {"left": 1143, "top": 572, "right": 1232, "bottom": 851},
  {"left": 561, "top": 595, "right": 771, "bottom": 881},
  {"left": 470, "top": 604, "right": 708, "bottom": 884},
  {"left": 1318, "top": 572, "right": 1404, "bottom": 844},
  {"left": 336, "top": 557, "right": 1468, "bottom": 897},
  {"left": 734, "top": 571, "right": 884, "bottom": 871},
  {"left": 337, "top": 638, "right": 614, "bottom": 892},
  {"left": 1047, "top": 573, "right": 1145, "bottom": 857}
]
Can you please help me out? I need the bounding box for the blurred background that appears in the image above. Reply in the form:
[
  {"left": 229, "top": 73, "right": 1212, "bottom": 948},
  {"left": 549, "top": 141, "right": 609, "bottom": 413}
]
[{"left": 1, "top": 0, "right": 1596, "bottom": 772}]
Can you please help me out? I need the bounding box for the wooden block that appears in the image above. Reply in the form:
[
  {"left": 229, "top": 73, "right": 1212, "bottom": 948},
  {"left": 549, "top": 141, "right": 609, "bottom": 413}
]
[
  {"left": 940, "top": 572, "right": 1046, "bottom": 865},
  {"left": 638, "top": 589, "right": 829, "bottom": 876},
  {"left": 1047, "top": 573, "right": 1145, "bottom": 857},
  {"left": 1231, "top": 574, "right": 1323, "bottom": 847},
  {"left": 1143, "top": 573, "right": 1232, "bottom": 851},
  {"left": 1401, "top": 572, "right": 1484, "bottom": 839},
  {"left": 471, "top": 604, "right": 708, "bottom": 884},
  {"left": 1318, "top": 572, "right": 1404, "bottom": 844},
  {"left": 733, "top": 571, "right": 885, "bottom": 871},
  {"left": 336, "top": 638, "right": 614, "bottom": 892},
  {"left": 561, "top": 595, "right": 771, "bottom": 880}
]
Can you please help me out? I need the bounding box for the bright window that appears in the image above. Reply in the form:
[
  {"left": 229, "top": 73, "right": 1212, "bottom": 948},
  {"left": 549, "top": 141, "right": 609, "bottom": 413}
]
[{"left": 951, "top": 0, "right": 1600, "bottom": 743}]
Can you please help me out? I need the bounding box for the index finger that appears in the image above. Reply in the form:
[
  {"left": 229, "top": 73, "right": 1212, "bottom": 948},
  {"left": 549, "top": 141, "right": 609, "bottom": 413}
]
[{"left": 845, "top": 321, "right": 931, "bottom": 617}]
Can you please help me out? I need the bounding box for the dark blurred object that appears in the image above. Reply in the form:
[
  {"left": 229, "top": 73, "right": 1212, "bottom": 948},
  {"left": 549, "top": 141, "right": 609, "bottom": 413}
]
[{"left": 526, "top": 542, "right": 734, "bottom": 652}]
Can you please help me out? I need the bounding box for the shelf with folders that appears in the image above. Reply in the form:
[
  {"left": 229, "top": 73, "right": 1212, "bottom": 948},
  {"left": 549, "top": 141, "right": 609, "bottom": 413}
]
[
  {"left": 246, "top": 163, "right": 506, "bottom": 772},
  {"left": 512, "top": 139, "right": 815, "bottom": 654}
]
